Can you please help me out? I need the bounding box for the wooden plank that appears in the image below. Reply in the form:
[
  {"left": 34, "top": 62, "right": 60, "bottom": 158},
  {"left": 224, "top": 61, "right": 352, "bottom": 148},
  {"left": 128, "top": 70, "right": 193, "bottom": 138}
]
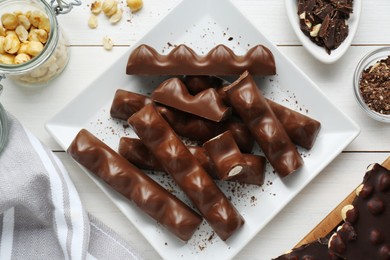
[{"left": 295, "top": 156, "right": 390, "bottom": 248}]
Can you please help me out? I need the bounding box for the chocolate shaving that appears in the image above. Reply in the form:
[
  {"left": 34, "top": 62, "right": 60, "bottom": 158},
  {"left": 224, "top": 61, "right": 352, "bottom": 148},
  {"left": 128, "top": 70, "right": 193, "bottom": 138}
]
[{"left": 359, "top": 56, "right": 390, "bottom": 115}]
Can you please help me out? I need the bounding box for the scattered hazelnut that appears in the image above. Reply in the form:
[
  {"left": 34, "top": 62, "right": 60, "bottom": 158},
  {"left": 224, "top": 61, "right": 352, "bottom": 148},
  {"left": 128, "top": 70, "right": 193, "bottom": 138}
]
[
  {"left": 103, "top": 36, "right": 113, "bottom": 50},
  {"left": 127, "top": 0, "right": 143, "bottom": 13},
  {"left": 109, "top": 8, "right": 123, "bottom": 24},
  {"left": 88, "top": 14, "right": 98, "bottom": 29},
  {"left": 91, "top": 1, "right": 103, "bottom": 15},
  {"left": 102, "top": 0, "right": 116, "bottom": 15}
]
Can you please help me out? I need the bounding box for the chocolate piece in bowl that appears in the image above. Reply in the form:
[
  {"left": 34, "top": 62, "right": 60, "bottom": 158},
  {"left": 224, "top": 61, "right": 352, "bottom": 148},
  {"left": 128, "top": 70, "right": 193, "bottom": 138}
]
[
  {"left": 126, "top": 44, "right": 276, "bottom": 76},
  {"left": 151, "top": 77, "right": 231, "bottom": 122},
  {"left": 297, "top": 0, "right": 353, "bottom": 54},
  {"left": 110, "top": 89, "right": 254, "bottom": 152},
  {"left": 224, "top": 71, "right": 304, "bottom": 177},
  {"left": 119, "top": 137, "right": 265, "bottom": 186},
  {"left": 328, "top": 163, "right": 390, "bottom": 259},
  {"left": 67, "top": 129, "right": 203, "bottom": 242},
  {"left": 127, "top": 104, "right": 245, "bottom": 241}
]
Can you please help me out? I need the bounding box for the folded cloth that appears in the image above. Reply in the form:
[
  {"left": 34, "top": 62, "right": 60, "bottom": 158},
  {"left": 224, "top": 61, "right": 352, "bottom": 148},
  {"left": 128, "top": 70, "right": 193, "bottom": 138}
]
[{"left": 0, "top": 113, "right": 143, "bottom": 260}]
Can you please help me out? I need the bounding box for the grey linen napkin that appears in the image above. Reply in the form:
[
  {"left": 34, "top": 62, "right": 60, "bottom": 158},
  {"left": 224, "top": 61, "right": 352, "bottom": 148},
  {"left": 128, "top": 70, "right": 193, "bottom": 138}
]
[{"left": 0, "top": 113, "right": 143, "bottom": 260}]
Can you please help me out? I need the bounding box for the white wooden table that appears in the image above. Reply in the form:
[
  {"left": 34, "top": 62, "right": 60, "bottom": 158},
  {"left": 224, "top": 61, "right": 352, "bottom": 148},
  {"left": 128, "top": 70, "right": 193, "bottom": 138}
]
[{"left": 2, "top": 0, "right": 390, "bottom": 259}]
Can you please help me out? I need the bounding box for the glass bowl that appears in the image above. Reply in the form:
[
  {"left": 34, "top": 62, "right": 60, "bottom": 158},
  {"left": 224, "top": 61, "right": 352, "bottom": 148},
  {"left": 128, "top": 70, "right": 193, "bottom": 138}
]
[{"left": 353, "top": 47, "right": 390, "bottom": 123}]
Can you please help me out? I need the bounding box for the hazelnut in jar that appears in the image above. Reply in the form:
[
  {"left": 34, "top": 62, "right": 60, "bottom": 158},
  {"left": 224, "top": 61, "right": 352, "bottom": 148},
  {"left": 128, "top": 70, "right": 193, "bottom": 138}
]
[{"left": 0, "top": 0, "right": 70, "bottom": 87}]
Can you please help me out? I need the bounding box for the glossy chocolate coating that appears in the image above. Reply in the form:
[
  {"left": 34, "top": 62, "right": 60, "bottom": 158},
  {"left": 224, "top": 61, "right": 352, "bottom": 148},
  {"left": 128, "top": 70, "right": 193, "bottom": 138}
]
[
  {"left": 118, "top": 137, "right": 163, "bottom": 171},
  {"left": 231, "top": 154, "right": 266, "bottom": 186},
  {"left": 224, "top": 71, "right": 304, "bottom": 177},
  {"left": 203, "top": 131, "right": 248, "bottom": 180},
  {"left": 110, "top": 89, "right": 254, "bottom": 152},
  {"left": 110, "top": 89, "right": 152, "bottom": 121},
  {"left": 267, "top": 99, "right": 321, "bottom": 150},
  {"left": 274, "top": 237, "right": 342, "bottom": 260},
  {"left": 126, "top": 44, "right": 276, "bottom": 76},
  {"left": 119, "top": 137, "right": 265, "bottom": 186},
  {"left": 152, "top": 77, "right": 231, "bottom": 122},
  {"left": 182, "top": 75, "right": 225, "bottom": 95},
  {"left": 128, "top": 104, "right": 244, "bottom": 241},
  {"left": 183, "top": 76, "right": 321, "bottom": 150},
  {"left": 67, "top": 129, "right": 203, "bottom": 241},
  {"left": 329, "top": 164, "right": 390, "bottom": 259}
]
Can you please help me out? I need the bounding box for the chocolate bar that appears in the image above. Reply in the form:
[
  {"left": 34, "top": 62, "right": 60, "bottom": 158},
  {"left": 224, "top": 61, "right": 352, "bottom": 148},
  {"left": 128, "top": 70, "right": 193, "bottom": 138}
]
[
  {"left": 119, "top": 137, "right": 265, "bottom": 186},
  {"left": 152, "top": 77, "right": 231, "bottom": 122},
  {"left": 224, "top": 71, "right": 304, "bottom": 177},
  {"left": 203, "top": 131, "right": 249, "bottom": 180},
  {"left": 267, "top": 99, "right": 321, "bottom": 150},
  {"left": 110, "top": 89, "right": 152, "bottom": 121},
  {"left": 183, "top": 76, "right": 321, "bottom": 150},
  {"left": 128, "top": 104, "right": 244, "bottom": 240},
  {"left": 67, "top": 129, "right": 203, "bottom": 241},
  {"left": 110, "top": 89, "right": 254, "bottom": 152},
  {"left": 126, "top": 44, "right": 276, "bottom": 76},
  {"left": 328, "top": 163, "right": 390, "bottom": 259}
]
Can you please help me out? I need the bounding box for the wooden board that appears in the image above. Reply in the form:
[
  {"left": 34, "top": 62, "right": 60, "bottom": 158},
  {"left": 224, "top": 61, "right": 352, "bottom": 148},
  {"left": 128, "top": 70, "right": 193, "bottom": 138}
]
[{"left": 295, "top": 156, "right": 390, "bottom": 248}]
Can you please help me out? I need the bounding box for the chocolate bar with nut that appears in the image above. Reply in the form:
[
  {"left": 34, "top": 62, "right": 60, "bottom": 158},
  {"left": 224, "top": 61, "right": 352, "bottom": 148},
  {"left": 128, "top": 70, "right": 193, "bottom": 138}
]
[
  {"left": 126, "top": 44, "right": 276, "bottom": 76},
  {"left": 119, "top": 137, "right": 265, "bottom": 186},
  {"left": 67, "top": 129, "right": 203, "bottom": 242},
  {"left": 328, "top": 163, "right": 390, "bottom": 259},
  {"left": 224, "top": 71, "right": 304, "bottom": 177},
  {"left": 128, "top": 104, "right": 245, "bottom": 241}
]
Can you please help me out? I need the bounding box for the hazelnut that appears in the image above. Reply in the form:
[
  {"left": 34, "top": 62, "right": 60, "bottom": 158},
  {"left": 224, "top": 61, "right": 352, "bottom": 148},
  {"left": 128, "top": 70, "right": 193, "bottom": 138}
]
[
  {"left": 109, "top": 8, "right": 123, "bottom": 24},
  {"left": 127, "top": 0, "right": 143, "bottom": 13},
  {"left": 88, "top": 14, "right": 98, "bottom": 29},
  {"left": 1, "top": 13, "right": 18, "bottom": 30},
  {"left": 102, "top": 36, "right": 113, "bottom": 50},
  {"left": 4, "top": 34, "right": 21, "bottom": 54},
  {"left": 91, "top": 1, "right": 103, "bottom": 15},
  {"left": 14, "top": 53, "right": 31, "bottom": 64}
]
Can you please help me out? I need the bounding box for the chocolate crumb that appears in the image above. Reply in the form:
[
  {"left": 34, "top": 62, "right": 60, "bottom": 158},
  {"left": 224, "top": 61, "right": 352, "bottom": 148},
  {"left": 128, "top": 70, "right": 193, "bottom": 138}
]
[
  {"left": 359, "top": 56, "right": 390, "bottom": 115},
  {"left": 228, "top": 37, "right": 233, "bottom": 41}
]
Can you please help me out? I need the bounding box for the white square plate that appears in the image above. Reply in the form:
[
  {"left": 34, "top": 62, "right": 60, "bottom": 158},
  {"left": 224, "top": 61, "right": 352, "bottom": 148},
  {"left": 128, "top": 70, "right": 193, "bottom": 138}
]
[{"left": 46, "top": 0, "right": 360, "bottom": 259}]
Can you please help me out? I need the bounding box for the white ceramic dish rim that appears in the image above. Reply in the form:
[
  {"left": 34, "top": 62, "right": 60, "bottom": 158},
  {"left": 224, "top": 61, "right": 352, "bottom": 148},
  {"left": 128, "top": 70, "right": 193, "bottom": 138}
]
[
  {"left": 285, "top": 0, "right": 362, "bottom": 64},
  {"left": 46, "top": 0, "right": 360, "bottom": 258}
]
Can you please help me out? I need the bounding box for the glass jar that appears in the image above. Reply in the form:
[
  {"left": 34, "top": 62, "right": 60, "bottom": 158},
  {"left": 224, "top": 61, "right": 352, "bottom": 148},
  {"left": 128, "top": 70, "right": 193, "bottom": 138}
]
[
  {"left": 0, "top": 85, "right": 8, "bottom": 153},
  {"left": 0, "top": 0, "right": 70, "bottom": 87}
]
